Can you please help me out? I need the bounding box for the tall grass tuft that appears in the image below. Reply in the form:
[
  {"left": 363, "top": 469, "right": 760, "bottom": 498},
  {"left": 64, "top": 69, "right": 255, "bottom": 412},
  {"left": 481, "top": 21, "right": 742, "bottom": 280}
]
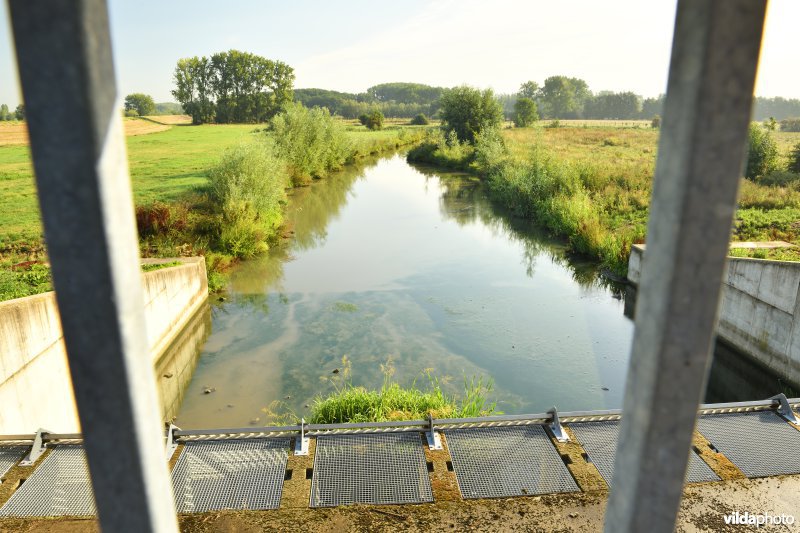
[{"left": 308, "top": 357, "right": 498, "bottom": 424}]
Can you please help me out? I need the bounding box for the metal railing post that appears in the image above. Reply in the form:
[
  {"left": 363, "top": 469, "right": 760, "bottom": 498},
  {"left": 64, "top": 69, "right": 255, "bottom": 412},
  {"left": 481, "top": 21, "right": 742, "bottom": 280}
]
[
  {"left": 605, "top": 1, "right": 767, "bottom": 532},
  {"left": 7, "top": 1, "right": 179, "bottom": 531}
]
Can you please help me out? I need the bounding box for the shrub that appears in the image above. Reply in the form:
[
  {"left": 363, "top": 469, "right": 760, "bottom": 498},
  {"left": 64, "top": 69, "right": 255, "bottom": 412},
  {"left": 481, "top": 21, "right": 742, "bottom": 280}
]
[
  {"left": 759, "top": 171, "right": 800, "bottom": 188},
  {"left": 410, "top": 113, "right": 429, "bottom": 125},
  {"left": 270, "top": 103, "right": 352, "bottom": 183},
  {"left": 651, "top": 115, "right": 661, "bottom": 128},
  {"left": 135, "top": 202, "right": 189, "bottom": 237},
  {"left": 358, "top": 110, "right": 384, "bottom": 130},
  {"left": 745, "top": 123, "right": 779, "bottom": 180},
  {"left": 208, "top": 143, "right": 288, "bottom": 257},
  {"left": 124, "top": 109, "right": 139, "bottom": 118}
]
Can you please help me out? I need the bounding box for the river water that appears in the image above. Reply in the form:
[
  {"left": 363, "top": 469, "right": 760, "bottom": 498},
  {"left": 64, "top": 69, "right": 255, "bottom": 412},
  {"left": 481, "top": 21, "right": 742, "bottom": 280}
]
[{"left": 174, "top": 152, "right": 786, "bottom": 428}]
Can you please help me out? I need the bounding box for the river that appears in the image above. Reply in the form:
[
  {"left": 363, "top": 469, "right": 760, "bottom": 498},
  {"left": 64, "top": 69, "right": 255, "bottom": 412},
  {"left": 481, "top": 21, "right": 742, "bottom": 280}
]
[{"left": 173, "top": 152, "right": 788, "bottom": 428}]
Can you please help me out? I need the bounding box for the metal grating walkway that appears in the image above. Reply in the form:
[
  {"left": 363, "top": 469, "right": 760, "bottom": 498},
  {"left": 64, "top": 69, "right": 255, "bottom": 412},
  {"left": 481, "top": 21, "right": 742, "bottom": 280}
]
[
  {"left": 444, "top": 425, "right": 580, "bottom": 499},
  {"left": 0, "top": 446, "right": 26, "bottom": 480},
  {"left": 0, "top": 446, "right": 95, "bottom": 516},
  {"left": 311, "top": 433, "right": 433, "bottom": 507},
  {"left": 171, "top": 438, "right": 290, "bottom": 512},
  {"left": 569, "top": 421, "right": 719, "bottom": 487},
  {"left": 697, "top": 411, "right": 800, "bottom": 477}
]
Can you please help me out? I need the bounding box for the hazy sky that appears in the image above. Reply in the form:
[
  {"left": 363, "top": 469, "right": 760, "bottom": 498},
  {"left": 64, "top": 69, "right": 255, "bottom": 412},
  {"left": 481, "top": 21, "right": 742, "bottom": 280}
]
[{"left": 1, "top": 0, "right": 798, "bottom": 107}]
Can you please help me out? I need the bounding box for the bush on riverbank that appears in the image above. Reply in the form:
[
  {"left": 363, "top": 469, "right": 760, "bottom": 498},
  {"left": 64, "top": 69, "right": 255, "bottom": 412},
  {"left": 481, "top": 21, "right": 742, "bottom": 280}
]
[
  {"left": 208, "top": 142, "right": 289, "bottom": 258},
  {"left": 270, "top": 103, "right": 352, "bottom": 185},
  {"left": 409, "top": 124, "right": 800, "bottom": 276}
]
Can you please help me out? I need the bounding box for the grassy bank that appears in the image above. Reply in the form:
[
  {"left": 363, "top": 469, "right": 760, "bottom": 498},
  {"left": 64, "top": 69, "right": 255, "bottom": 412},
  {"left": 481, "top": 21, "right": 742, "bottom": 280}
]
[
  {"left": 408, "top": 124, "right": 800, "bottom": 276},
  {"left": 0, "top": 116, "right": 427, "bottom": 300}
]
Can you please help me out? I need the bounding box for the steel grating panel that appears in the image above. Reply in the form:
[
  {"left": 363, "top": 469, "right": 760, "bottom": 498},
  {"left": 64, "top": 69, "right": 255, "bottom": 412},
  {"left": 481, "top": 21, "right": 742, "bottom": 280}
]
[
  {"left": 171, "top": 438, "right": 290, "bottom": 513},
  {"left": 444, "top": 425, "right": 580, "bottom": 499},
  {"left": 569, "top": 420, "right": 719, "bottom": 487},
  {"left": 311, "top": 433, "right": 433, "bottom": 507},
  {"left": 0, "top": 446, "right": 95, "bottom": 516},
  {"left": 697, "top": 411, "right": 800, "bottom": 478},
  {"left": 0, "top": 447, "right": 26, "bottom": 480}
]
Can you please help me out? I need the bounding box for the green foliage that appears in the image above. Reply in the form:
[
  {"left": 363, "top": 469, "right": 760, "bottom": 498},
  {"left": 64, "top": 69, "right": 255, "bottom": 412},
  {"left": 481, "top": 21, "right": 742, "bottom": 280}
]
[
  {"left": 651, "top": 115, "right": 661, "bottom": 128},
  {"left": 513, "top": 97, "right": 538, "bottom": 127},
  {"left": 407, "top": 130, "right": 474, "bottom": 168},
  {"left": 154, "top": 102, "right": 183, "bottom": 115},
  {"left": 781, "top": 118, "right": 800, "bottom": 132},
  {"left": 518, "top": 81, "right": 540, "bottom": 100},
  {"left": 208, "top": 143, "right": 289, "bottom": 257},
  {"left": 0, "top": 263, "right": 52, "bottom": 301},
  {"left": 293, "top": 84, "right": 442, "bottom": 119},
  {"left": 124, "top": 93, "right": 156, "bottom": 116},
  {"left": 410, "top": 113, "right": 429, "bottom": 125},
  {"left": 124, "top": 109, "right": 139, "bottom": 117},
  {"left": 172, "top": 50, "right": 294, "bottom": 124},
  {"left": 788, "top": 142, "right": 800, "bottom": 174},
  {"left": 309, "top": 358, "right": 498, "bottom": 424},
  {"left": 14, "top": 104, "right": 24, "bottom": 121},
  {"left": 759, "top": 171, "right": 800, "bottom": 188},
  {"left": 763, "top": 117, "right": 778, "bottom": 131},
  {"left": 270, "top": 103, "right": 351, "bottom": 184},
  {"left": 0, "top": 104, "right": 10, "bottom": 121},
  {"left": 358, "top": 109, "right": 384, "bottom": 130},
  {"left": 439, "top": 85, "right": 503, "bottom": 144},
  {"left": 746, "top": 123, "right": 780, "bottom": 180},
  {"left": 584, "top": 91, "right": 641, "bottom": 119},
  {"left": 538, "top": 76, "right": 591, "bottom": 119}
]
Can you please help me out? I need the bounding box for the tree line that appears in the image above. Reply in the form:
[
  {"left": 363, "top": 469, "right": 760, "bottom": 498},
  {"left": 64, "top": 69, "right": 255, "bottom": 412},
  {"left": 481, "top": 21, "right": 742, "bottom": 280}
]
[
  {"left": 293, "top": 82, "right": 445, "bottom": 119},
  {"left": 0, "top": 104, "right": 25, "bottom": 121}
]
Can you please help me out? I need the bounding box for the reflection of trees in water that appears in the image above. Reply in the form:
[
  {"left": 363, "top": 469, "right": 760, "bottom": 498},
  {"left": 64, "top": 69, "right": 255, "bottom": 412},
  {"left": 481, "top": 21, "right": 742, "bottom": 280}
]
[
  {"left": 287, "top": 155, "right": 385, "bottom": 251},
  {"left": 412, "top": 163, "right": 621, "bottom": 292}
]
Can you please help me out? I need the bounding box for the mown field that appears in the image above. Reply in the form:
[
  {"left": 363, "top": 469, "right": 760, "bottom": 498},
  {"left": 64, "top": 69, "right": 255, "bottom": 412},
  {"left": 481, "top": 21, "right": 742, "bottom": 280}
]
[
  {"left": 409, "top": 121, "right": 800, "bottom": 275},
  {"left": 0, "top": 117, "right": 427, "bottom": 300}
]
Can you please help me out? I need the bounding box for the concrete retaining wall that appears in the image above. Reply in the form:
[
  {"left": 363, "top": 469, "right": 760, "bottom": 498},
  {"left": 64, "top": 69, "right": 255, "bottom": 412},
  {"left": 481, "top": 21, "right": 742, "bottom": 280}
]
[
  {"left": 628, "top": 245, "right": 800, "bottom": 387},
  {"left": 0, "top": 257, "right": 208, "bottom": 433}
]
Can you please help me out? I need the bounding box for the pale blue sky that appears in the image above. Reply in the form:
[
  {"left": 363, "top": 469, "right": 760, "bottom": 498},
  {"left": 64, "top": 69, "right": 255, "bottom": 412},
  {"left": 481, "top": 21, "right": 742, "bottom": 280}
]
[{"left": 1, "top": 0, "right": 798, "bottom": 108}]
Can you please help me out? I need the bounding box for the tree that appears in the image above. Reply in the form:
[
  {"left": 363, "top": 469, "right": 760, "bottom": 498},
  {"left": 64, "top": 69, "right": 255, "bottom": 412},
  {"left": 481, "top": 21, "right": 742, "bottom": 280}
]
[
  {"left": 439, "top": 86, "right": 503, "bottom": 143},
  {"left": 14, "top": 104, "right": 24, "bottom": 120},
  {"left": 359, "top": 110, "right": 384, "bottom": 130},
  {"left": 124, "top": 93, "right": 156, "bottom": 116},
  {"left": 538, "top": 76, "right": 591, "bottom": 119},
  {"left": 172, "top": 50, "right": 294, "bottom": 124},
  {"left": 513, "top": 97, "right": 538, "bottom": 127},
  {"left": 584, "top": 91, "right": 641, "bottom": 119},
  {"left": 0, "top": 104, "right": 9, "bottom": 121},
  {"left": 745, "top": 123, "right": 779, "bottom": 180},
  {"left": 518, "top": 81, "right": 540, "bottom": 100}
]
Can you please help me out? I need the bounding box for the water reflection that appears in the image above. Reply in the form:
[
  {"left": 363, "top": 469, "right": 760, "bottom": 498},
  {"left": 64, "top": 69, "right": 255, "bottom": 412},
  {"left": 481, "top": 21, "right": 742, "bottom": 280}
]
[{"left": 177, "top": 153, "right": 635, "bottom": 427}]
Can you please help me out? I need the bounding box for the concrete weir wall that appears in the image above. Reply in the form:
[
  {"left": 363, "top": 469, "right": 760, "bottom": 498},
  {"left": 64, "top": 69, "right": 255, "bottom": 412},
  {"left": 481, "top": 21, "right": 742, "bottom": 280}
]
[
  {"left": 628, "top": 245, "right": 800, "bottom": 387},
  {"left": 0, "top": 257, "right": 208, "bottom": 433}
]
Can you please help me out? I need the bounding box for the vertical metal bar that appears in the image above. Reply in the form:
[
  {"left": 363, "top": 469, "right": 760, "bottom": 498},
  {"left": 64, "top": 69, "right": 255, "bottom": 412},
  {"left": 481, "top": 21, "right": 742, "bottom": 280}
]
[
  {"left": 7, "top": 1, "right": 178, "bottom": 531},
  {"left": 605, "top": 1, "right": 766, "bottom": 532}
]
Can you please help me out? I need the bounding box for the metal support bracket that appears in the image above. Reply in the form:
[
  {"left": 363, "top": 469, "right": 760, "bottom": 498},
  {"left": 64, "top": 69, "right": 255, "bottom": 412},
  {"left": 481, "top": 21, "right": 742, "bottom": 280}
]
[
  {"left": 426, "top": 415, "right": 442, "bottom": 450},
  {"left": 294, "top": 418, "right": 309, "bottom": 455},
  {"left": 548, "top": 407, "right": 570, "bottom": 443},
  {"left": 20, "top": 428, "right": 50, "bottom": 466},
  {"left": 165, "top": 424, "right": 180, "bottom": 461},
  {"left": 770, "top": 393, "right": 800, "bottom": 425}
]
